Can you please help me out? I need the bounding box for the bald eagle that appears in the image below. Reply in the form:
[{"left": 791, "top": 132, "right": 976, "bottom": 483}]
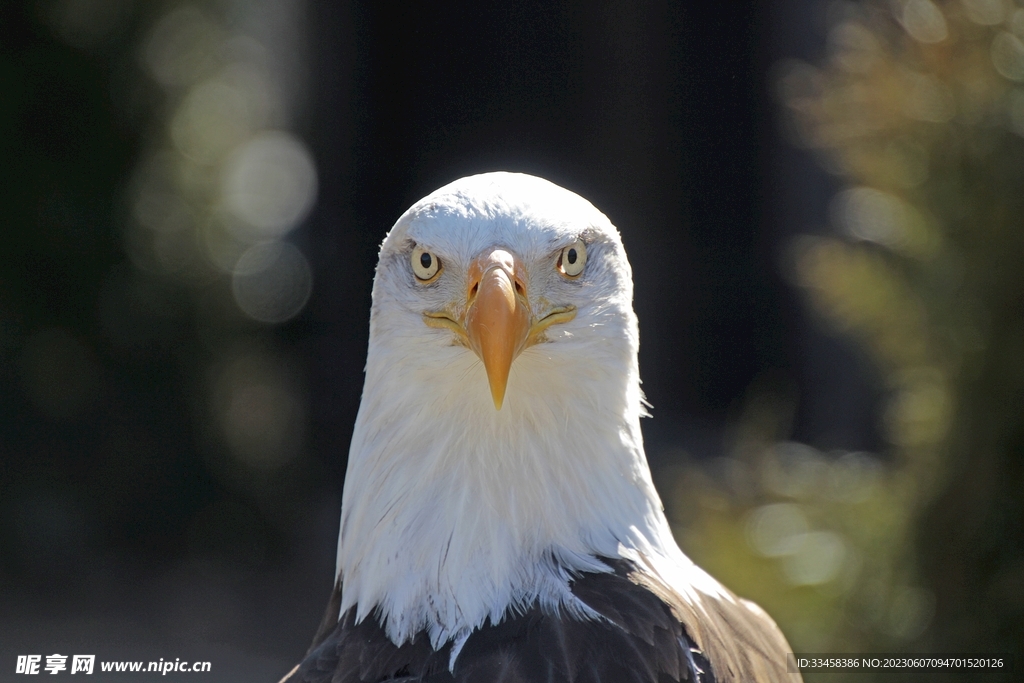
[{"left": 281, "top": 173, "right": 800, "bottom": 683}]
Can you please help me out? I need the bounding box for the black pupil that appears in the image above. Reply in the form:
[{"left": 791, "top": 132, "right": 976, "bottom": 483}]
[
  {"left": 566, "top": 248, "right": 577, "bottom": 265},
  {"left": 420, "top": 252, "right": 432, "bottom": 270}
]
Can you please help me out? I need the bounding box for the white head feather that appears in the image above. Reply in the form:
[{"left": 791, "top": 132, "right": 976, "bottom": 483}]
[
  {"left": 337, "top": 172, "right": 689, "bottom": 655},
  {"left": 330, "top": 172, "right": 799, "bottom": 683}
]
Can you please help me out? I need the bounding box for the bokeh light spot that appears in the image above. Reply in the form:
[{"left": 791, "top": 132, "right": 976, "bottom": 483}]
[
  {"left": 171, "top": 80, "right": 253, "bottom": 165},
  {"left": 829, "top": 452, "right": 883, "bottom": 503},
  {"left": 222, "top": 132, "right": 318, "bottom": 239},
  {"left": 829, "top": 22, "right": 881, "bottom": 74},
  {"left": 213, "top": 353, "right": 305, "bottom": 470},
  {"left": 782, "top": 531, "right": 848, "bottom": 586},
  {"left": 834, "top": 187, "right": 911, "bottom": 249},
  {"left": 763, "top": 442, "right": 827, "bottom": 498},
  {"left": 962, "top": 0, "right": 1007, "bottom": 26},
  {"left": 200, "top": 212, "right": 251, "bottom": 272},
  {"left": 899, "top": 0, "right": 948, "bottom": 44},
  {"left": 1011, "top": 8, "right": 1024, "bottom": 39},
  {"left": 231, "top": 241, "right": 312, "bottom": 323},
  {"left": 746, "top": 503, "right": 810, "bottom": 557},
  {"left": 143, "top": 6, "right": 221, "bottom": 87},
  {"left": 884, "top": 586, "right": 935, "bottom": 639},
  {"left": 992, "top": 32, "right": 1024, "bottom": 82}
]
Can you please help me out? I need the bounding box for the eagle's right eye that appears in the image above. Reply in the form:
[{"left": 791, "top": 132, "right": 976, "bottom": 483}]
[{"left": 411, "top": 246, "right": 442, "bottom": 282}]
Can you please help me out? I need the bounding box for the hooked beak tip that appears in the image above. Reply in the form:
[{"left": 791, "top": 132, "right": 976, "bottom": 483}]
[{"left": 490, "top": 386, "right": 505, "bottom": 410}]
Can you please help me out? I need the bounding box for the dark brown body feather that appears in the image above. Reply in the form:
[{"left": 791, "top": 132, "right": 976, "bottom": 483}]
[{"left": 281, "top": 559, "right": 714, "bottom": 683}]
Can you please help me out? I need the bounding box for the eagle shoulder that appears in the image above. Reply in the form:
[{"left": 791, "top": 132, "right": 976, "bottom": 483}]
[{"left": 282, "top": 558, "right": 720, "bottom": 683}]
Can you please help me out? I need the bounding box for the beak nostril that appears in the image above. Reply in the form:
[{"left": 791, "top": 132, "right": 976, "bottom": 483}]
[
  {"left": 514, "top": 280, "right": 524, "bottom": 296},
  {"left": 469, "top": 282, "right": 479, "bottom": 298}
]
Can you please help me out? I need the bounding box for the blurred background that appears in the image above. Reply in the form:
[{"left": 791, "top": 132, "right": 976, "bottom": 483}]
[{"left": 1, "top": 0, "right": 1021, "bottom": 681}]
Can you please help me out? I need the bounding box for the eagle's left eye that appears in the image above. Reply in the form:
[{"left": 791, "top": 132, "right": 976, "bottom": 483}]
[
  {"left": 411, "top": 246, "right": 442, "bottom": 282},
  {"left": 557, "top": 239, "right": 587, "bottom": 278}
]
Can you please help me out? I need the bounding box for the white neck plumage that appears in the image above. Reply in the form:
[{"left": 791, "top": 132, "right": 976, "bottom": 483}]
[{"left": 334, "top": 297, "right": 678, "bottom": 660}]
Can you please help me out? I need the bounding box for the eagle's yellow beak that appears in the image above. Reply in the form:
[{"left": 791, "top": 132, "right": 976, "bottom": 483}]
[
  {"left": 464, "top": 249, "right": 530, "bottom": 410},
  {"left": 422, "top": 248, "right": 577, "bottom": 410}
]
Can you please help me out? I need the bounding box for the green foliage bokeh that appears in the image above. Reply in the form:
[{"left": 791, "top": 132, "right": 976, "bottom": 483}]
[{"left": 667, "top": 2, "right": 1024, "bottom": 680}]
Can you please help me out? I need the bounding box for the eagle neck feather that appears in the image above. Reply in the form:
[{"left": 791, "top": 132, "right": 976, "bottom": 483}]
[{"left": 335, "top": 318, "right": 674, "bottom": 654}]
